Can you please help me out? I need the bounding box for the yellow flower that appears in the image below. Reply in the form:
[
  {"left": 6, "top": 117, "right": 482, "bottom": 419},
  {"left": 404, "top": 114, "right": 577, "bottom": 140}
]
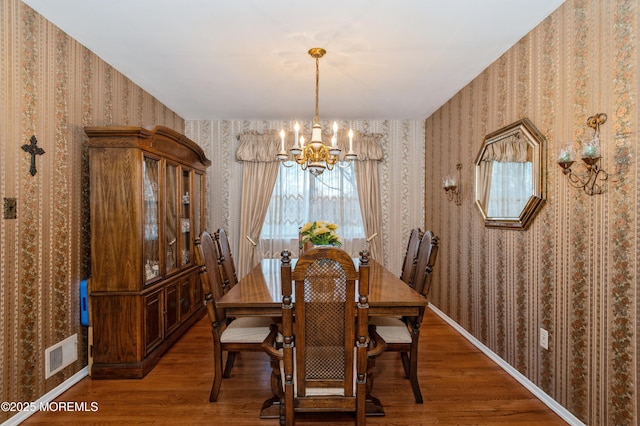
[
  {"left": 313, "top": 226, "right": 330, "bottom": 236},
  {"left": 300, "top": 221, "right": 342, "bottom": 247}
]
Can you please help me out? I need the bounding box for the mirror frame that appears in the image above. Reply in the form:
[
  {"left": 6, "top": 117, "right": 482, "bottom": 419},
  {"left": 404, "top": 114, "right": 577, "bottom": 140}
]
[{"left": 474, "top": 118, "right": 546, "bottom": 230}]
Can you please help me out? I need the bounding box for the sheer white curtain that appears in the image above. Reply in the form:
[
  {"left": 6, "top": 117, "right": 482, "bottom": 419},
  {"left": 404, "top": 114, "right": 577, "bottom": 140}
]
[
  {"left": 237, "top": 126, "right": 384, "bottom": 273},
  {"left": 260, "top": 162, "right": 366, "bottom": 258},
  {"left": 482, "top": 133, "right": 533, "bottom": 218},
  {"left": 486, "top": 161, "right": 533, "bottom": 217}
]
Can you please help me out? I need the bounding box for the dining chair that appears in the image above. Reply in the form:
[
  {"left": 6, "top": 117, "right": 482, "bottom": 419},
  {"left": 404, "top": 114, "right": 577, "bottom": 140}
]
[
  {"left": 263, "top": 247, "right": 385, "bottom": 425},
  {"left": 194, "top": 231, "right": 276, "bottom": 402},
  {"left": 368, "top": 229, "right": 439, "bottom": 403},
  {"left": 399, "top": 227, "right": 423, "bottom": 285},
  {"left": 412, "top": 230, "right": 439, "bottom": 298},
  {"left": 214, "top": 228, "right": 238, "bottom": 293}
]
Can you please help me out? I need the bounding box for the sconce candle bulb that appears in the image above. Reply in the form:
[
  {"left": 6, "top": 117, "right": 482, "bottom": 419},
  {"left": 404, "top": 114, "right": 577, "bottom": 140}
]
[
  {"left": 558, "top": 147, "right": 575, "bottom": 164},
  {"left": 582, "top": 142, "right": 600, "bottom": 159},
  {"left": 442, "top": 176, "right": 457, "bottom": 189}
]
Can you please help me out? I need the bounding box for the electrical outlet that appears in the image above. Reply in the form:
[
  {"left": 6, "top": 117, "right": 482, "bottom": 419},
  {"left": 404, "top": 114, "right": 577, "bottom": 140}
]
[{"left": 540, "top": 328, "right": 549, "bottom": 350}]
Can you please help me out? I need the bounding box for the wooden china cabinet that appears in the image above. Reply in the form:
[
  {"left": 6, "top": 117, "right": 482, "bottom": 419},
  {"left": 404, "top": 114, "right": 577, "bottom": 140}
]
[{"left": 85, "top": 126, "right": 210, "bottom": 379}]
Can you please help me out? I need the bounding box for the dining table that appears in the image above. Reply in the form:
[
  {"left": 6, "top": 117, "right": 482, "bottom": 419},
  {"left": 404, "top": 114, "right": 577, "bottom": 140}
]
[{"left": 216, "top": 256, "right": 428, "bottom": 418}]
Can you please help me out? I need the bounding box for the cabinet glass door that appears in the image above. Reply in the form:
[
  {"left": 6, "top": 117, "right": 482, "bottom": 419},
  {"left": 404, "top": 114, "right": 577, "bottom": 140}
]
[
  {"left": 165, "top": 163, "right": 178, "bottom": 273},
  {"left": 180, "top": 169, "right": 191, "bottom": 266},
  {"left": 143, "top": 156, "right": 160, "bottom": 283},
  {"left": 193, "top": 172, "right": 203, "bottom": 239}
]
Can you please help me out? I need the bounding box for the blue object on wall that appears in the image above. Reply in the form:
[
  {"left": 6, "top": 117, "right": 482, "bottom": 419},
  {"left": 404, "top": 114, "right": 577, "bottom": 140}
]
[{"left": 80, "top": 279, "right": 89, "bottom": 326}]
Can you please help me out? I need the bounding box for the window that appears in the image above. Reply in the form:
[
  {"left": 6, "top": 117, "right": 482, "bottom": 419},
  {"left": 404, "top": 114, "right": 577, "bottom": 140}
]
[{"left": 260, "top": 163, "right": 366, "bottom": 258}]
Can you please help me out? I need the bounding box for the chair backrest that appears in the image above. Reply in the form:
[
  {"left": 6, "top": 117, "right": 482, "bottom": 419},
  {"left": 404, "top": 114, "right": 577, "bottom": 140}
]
[
  {"left": 194, "top": 231, "right": 227, "bottom": 326},
  {"left": 214, "top": 228, "right": 238, "bottom": 293},
  {"left": 400, "top": 227, "right": 423, "bottom": 285},
  {"left": 412, "top": 230, "right": 439, "bottom": 297},
  {"left": 280, "top": 246, "right": 369, "bottom": 421}
]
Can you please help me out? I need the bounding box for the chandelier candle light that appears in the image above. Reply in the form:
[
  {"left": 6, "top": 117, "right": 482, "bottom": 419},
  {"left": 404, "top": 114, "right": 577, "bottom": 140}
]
[{"left": 277, "top": 48, "right": 356, "bottom": 176}]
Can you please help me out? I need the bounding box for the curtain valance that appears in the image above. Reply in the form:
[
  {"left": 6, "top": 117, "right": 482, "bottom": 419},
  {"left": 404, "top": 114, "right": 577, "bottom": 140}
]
[
  {"left": 480, "top": 133, "right": 530, "bottom": 163},
  {"left": 236, "top": 129, "right": 384, "bottom": 163}
]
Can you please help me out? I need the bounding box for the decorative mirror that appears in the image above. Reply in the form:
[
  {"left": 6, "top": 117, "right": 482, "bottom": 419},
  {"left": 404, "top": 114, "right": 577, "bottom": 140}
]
[{"left": 474, "top": 118, "right": 546, "bottom": 230}]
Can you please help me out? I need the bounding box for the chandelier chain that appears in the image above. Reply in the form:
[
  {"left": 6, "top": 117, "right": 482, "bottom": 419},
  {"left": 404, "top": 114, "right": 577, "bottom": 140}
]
[{"left": 315, "top": 56, "right": 320, "bottom": 123}]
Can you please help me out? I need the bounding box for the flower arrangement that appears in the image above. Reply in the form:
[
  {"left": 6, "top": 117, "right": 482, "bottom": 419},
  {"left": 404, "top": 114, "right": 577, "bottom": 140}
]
[{"left": 300, "top": 220, "right": 342, "bottom": 247}]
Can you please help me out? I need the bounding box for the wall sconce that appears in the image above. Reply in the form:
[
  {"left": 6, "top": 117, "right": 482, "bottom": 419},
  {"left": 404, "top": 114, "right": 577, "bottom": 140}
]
[
  {"left": 442, "top": 163, "right": 462, "bottom": 206},
  {"left": 557, "top": 113, "right": 609, "bottom": 195}
]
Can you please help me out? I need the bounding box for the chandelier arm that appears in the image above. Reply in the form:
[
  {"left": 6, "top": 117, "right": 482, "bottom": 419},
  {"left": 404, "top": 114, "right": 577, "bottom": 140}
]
[{"left": 325, "top": 151, "right": 337, "bottom": 165}]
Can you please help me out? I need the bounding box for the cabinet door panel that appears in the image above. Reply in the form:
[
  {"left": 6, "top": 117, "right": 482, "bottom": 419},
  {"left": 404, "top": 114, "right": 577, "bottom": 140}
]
[
  {"left": 180, "top": 168, "right": 192, "bottom": 267},
  {"left": 144, "top": 290, "right": 164, "bottom": 355},
  {"left": 165, "top": 281, "right": 180, "bottom": 334},
  {"left": 180, "top": 278, "right": 192, "bottom": 319},
  {"left": 193, "top": 172, "right": 204, "bottom": 239},
  {"left": 165, "top": 163, "right": 179, "bottom": 273},
  {"left": 194, "top": 274, "right": 203, "bottom": 307},
  {"left": 143, "top": 156, "right": 161, "bottom": 284}
]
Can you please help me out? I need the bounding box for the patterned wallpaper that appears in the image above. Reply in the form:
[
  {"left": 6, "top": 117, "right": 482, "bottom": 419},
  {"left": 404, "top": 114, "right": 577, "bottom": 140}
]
[
  {"left": 0, "top": 1, "right": 183, "bottom": 422},
  {"left": 184, "top": 119, "right": 425, "bottom": 276},
  {"left": 425, "top": 0, "right": 638, "bottom": 424},
  {"left": 7, "top": 0, "right": 636, "bottom": 424}
]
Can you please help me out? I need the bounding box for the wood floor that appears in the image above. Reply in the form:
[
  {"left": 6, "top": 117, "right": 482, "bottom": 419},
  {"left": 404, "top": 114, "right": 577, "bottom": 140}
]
[{"left": 23, "top": 308, "right": 567, "bottom": 425}]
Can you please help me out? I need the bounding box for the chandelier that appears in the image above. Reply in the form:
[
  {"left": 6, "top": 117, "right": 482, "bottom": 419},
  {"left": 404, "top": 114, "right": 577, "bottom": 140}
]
[{"left": 277, "top": 48, "right": 356, "bottom": 176}]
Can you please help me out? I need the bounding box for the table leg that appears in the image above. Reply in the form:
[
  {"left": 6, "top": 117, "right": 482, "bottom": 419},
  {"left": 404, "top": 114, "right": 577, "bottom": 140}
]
[
  {"left": 365, "top": 394, "right": 385, "bottom": 416},
  {"left": 260, "top": 395, "right": 281, "bottom": 419}
]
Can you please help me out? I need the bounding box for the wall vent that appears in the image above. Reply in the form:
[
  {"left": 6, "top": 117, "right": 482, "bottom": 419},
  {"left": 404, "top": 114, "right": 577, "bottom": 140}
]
[{"left": 45, "top": 334, "right": 78, "bottom": 378}]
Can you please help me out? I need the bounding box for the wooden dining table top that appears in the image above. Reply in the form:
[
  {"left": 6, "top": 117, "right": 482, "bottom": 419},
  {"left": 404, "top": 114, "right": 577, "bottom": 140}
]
[{"left": 217, "top": 257, "right": 428, "bottom": 317}]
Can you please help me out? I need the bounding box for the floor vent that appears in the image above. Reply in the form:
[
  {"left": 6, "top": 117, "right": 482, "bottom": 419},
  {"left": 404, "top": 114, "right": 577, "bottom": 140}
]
[{"left": 45, "top": 334, "right": 78, "bottom": 378}]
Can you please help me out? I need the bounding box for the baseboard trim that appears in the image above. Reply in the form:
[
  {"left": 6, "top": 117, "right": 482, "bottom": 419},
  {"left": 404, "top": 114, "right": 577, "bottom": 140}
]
[
  {"left": 428, "top": 305, "right": 584, "bottom": 426},
  {"left": 2, "top": 366, "right": 88, "bottom": 426}
]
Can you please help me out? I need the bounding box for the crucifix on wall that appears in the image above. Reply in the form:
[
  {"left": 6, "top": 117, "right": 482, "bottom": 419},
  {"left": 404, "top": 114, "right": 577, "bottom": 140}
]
[{"left": 21, "top": 135, "right": 45, "bottom": 176}]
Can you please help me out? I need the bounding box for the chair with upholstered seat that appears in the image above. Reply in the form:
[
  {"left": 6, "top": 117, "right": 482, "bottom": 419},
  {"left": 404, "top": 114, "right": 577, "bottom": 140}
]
[
  {"left": 195, "top": 231, "right": 276, "bottom": 402},
  {"left": 263, "top": 247, "right": 385, "bottom": 425},
  {"left": 399, "top": 227, "right": 423, "bottom": 286},
  {"left": 214, "top": 228, "right": 238, "bottom": 293},
  {"left": 369, "top": 229, "right": 439, "bottom": 403}
]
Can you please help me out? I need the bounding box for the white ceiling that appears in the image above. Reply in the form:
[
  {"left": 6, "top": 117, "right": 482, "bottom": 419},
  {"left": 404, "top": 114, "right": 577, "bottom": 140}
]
[{"left": 22, "top": 0, "right": 565, "bottom": 121}]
